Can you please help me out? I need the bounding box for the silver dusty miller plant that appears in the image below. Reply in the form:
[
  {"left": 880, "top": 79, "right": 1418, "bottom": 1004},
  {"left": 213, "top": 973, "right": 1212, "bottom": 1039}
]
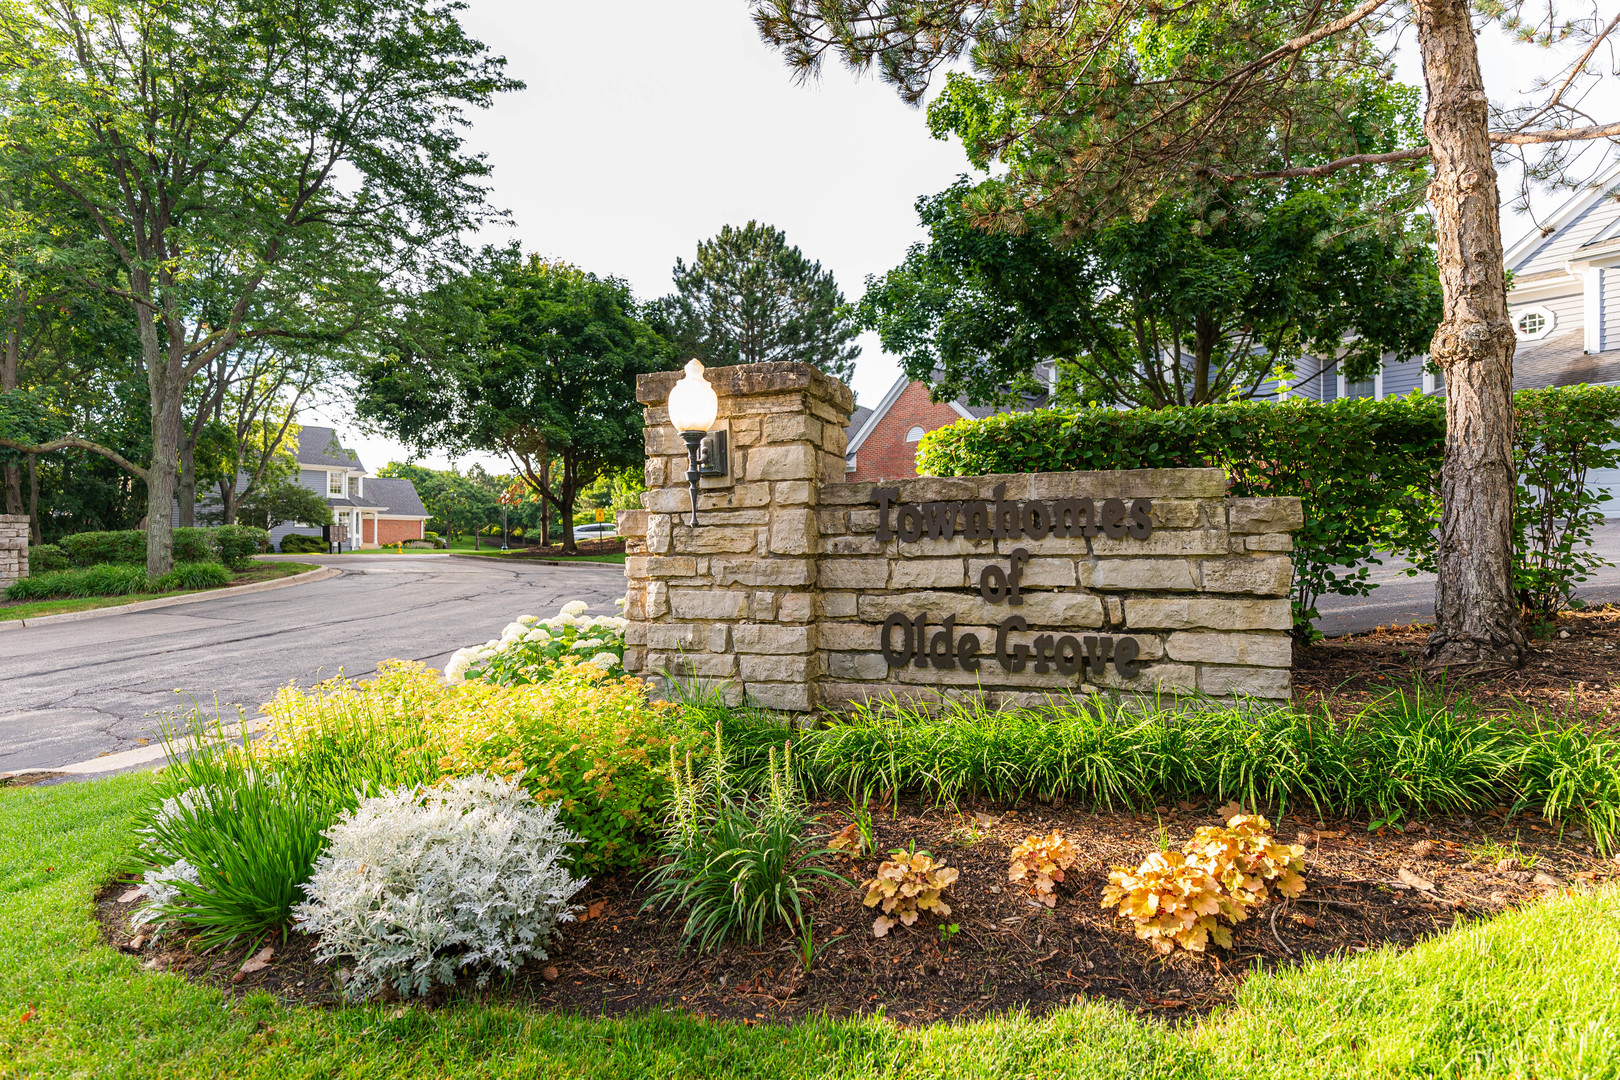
[{"left": 294, "top": 773, "right": 586, "bottom": 1000}]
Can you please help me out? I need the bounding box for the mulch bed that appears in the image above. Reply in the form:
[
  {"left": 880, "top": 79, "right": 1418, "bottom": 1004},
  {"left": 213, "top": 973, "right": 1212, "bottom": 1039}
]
[
  {"left": 96, "top": 798, "right": 1616, "bottom": 1026},
  {"left": 1295, "top": 606, "right": 1620, "bottom": 722},
  {"left": 502, "top": 539, "right": 625, "bottom": 558}
]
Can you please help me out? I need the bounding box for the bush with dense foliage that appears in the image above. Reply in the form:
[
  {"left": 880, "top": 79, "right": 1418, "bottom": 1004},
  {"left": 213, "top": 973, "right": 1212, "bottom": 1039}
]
[
  {"left": 294, "top": 774, "right": 586, "bottom": 1000},
  {"left": 5, "top": 563, "right": 149, "bottom": 600},
  {"left": 444, "top": 602, "right": 628, "bottom": 685},
  {"left": 644, "top": 730, "right": 842, "bottom": 951},
  {"left": 279, "top": 532, "right": 328, "bottom": 554},
  {"left": 211, "top": 524, "right": 269, "bottom": 569},
  {"left": 152, "top": 562, "right": 233, "bottom": 592},
  {"left": 58, "top": 529, "right": 147, "bottom": 567},
  {"left": 917, "top": 385, "right": 1620, "bottom": 631},
  {"left": 53, "top": 525, "right": 269, "bottom": 569},
  {"left": 261, "top": 661, "right": 678, "bottom": 874},
  {"left": 26, "top": 543, "right": 68, "bottom": 573}
]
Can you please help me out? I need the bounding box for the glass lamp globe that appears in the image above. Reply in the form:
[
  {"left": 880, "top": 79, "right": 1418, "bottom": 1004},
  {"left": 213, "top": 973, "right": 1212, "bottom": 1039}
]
[{"left": 667, "top": 359, "right": 719, "bottom": 433}]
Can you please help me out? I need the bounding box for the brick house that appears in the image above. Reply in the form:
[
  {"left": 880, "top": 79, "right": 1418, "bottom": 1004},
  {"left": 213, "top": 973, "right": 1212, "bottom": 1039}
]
[
  {"left": 844, "top": 368, "right": 1050, "bottom": 482},
  {"left": 185, "top": 425, "right": 430, "bottom": 551}
]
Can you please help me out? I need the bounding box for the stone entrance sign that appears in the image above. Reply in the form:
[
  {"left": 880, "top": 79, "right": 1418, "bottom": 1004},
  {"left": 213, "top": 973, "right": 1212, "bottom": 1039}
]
[
  {"left": 0, "top": 514, "right": 27, "bottom": 591},
  {"left": 619, "top": 362, "right": 1301, "bottom": 712}
]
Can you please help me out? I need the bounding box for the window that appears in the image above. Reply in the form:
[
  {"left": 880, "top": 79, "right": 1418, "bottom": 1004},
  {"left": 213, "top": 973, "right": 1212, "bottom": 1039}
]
[
  {"left": 1514, "top": 305, "right": 1555, "bottom": 341},
  {"left": 327, "top": 470, "right": 343, "bottom": 496},
  {"left": 905, "top": 426, "right": 926, "bottom": 443}
]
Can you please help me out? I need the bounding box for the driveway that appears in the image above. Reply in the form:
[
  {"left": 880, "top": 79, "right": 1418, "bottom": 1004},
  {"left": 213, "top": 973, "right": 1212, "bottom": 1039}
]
[
  {"left": 0, "top": 554, "right": 626, "bottom": 775},
  {"left": 1313, "top": 520, "right": 1620, "bottom": 636}
]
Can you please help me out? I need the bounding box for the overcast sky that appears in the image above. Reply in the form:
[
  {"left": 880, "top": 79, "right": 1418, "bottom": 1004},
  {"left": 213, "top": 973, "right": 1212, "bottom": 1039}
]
[{"left": 317, "top": 1, "right": 1619, "bottom": 475}]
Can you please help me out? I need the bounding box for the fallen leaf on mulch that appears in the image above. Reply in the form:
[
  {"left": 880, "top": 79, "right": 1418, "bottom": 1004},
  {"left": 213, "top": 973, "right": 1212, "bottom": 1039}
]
[
  {"left": 1533, "top": 871, "right": 1563, "bottom": 888},
  {"left": 1218, "top": 802, "right": 1244, "bottom": 820},
  {"left": 1397, "top": 868, "right": 1435, "bottom": 892},
  {"left": 1410, "top": 840, "right": 1435, "bottom": 859},
  {"left": 116, "top": 888, "right": 143, "bottom": 904},
  {"left": 575, "top": 900, "right": 609, "bottom": 923},
  {"left": 233, "top": 946, "right": 274, "bottom": 983}
]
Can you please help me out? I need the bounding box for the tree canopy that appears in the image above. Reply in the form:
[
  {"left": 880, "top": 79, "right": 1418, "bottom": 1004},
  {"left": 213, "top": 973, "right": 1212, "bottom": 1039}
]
[{"left": 651, "top": 221, "right": 860, "bottom": 385}]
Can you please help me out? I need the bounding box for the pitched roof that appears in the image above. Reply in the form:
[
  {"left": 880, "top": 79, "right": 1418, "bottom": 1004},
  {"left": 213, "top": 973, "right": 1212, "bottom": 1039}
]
[
  {"left": 364, "top": 477, "right": 429, "bottom": 518},
  {"left": 293, "top": 425, "right": 365, "bottom": 471}
]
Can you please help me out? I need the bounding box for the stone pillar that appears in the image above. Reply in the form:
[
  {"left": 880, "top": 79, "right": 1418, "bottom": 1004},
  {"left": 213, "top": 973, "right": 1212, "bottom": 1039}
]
[
  {"left": 619, "top": 362, "right": 853, "bottom": 711},
  {"left": 0, "top": 514, "right": 28, "bottom": 591}
]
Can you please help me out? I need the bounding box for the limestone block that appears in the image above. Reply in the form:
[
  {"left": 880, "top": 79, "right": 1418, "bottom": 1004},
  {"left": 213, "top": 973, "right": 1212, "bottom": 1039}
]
[
  {"left": 820, "top": 451, "right": 846, "bottom": 484},
  {"left": 669, "top": 525, "right": 757, "bottom": 554},
  {"left": 818, "top": 592, "right": 857, "bottom": 619},
  {"left": 741, "top": 654, "right": 813, "bottom": 683},
  {"left": 616, "top": 509, "right": 648, "bottom": 538},
  {"left": 732, "top": 624, "right": 812, "bottom": 655},
  {"left": 643, "top": 457, "right": 665, "bottom": 490},
  {"left": 825, "top": 651, "right": 890, "bottom": 680},
  {"left": 817, "top": 509, "right": 848, "bottom": 534},
  {"left": 1165, "top": 631, "right": 1292, "bottom": 668},
  {"left": 624, "top": 620, "right": 649, "bottom": 646},
  {"left": 1027, "top": 468, "right": 1228, "bottom": 500},
  {"left": 623, "top": 588, "right": 646, "bottom": 621},
  {"left": 1198, "top": 556, "right": 1293, "bottom": 596},
  {"left": 1245, "top": 534, "right": 1294, "bottom": 552},
  {"left": 1104, "top": 597, "right": 1123, "bottom": 625},
  {"left": 707, "top": 623, "right": 732, "bottom": 653},
  {"left": 702, "top": 483, "right": 773, "bottom": 509},
  {"left": 645, "top": 623, "right": 704, "bottom": 650},
  {"left": 818, "top": 558, "right": 890, "bottom": 590},
  {"left": 1091, "top": 530, "right": 1230, "bottom": 557},
  {"left": 857, "top": 590, "right": 1104, "bottom": 628},
  {"left": 646, "top": 514, "right": 672, "bottom": 555},
  {"left": 764, "top": 412, "right": 823, "bottom": 444},
  {"left": 1229, "top": 497, "right": 1305, "bottom": 535},
  {"left": 1123, "top": 597, "right": 1291, "bottom": 632},
  {"left": 890, "top": 559, "right": 968, "bottom": 589},
  {"left": 641, "top": 556, "right": 698, "bottom": 578},
  {"left": 712, "top": 557, "right": 814, "bottom": 587},
  {"left": 774, "top": 480, "right": 813, "bottom": 506},
  {"left": 819, "top": 682, "right": 945, "bottom": 710},
  {"left": 1079, "top": 558, "right": 1197, "bottom": 592},
  {"left": 1004, "top": 536, "right": 1091, "bottom": 557},
  {"left": 1197, "top": 665, "right": 1291, "bottom": 699},
  {"left": 649, "top": 651, "right": 739, "bottom": 679},
  {"left": 644, "top": 425, "right": 687, "bottom": 456},
  {"left": 646, "top": 581, "right": 669, "bottom": 619},
  {"left": 823, "top": 427, "right": 847, "bottom": 457},
  {"left": 744, "top": 444, "right": 817, "bottom": 482},
  {"left": 778, "top": 592, "right": 813, "bottom": 623},
  {"left": 745, "top": 681, "right": 812, "bottom": 712},
  {"left": 1147, "top": 500, "right": 1215, "bottom": 530},
  {"left": 816, "top": 482, "right": 872, "bottom": 507},
  {"left": 622, "top": 646, "right": 646, "bottom": 673},
  {"left": 669, "top": 588, "right": 749, "bottom": 619},
  {"left": 886, "top": 476, "right": 989, "bottom": 503},
  {"left": 1090, "top": 661, "right": 1199, "bottom": 693},
  {"left": 897, "top": 535, "right": 988, "bottom": 557},
  {"left": 818, "top": 621, "right": 875, "bottom": 652},
  {"left": 848, "top": 509, "right": 880, "bottom": 534},
  {"left": 730, "top": 416, "right": 761, "bottom": 445},
  {"left": 967, "top": 556, "right": 1077, "bottom": 588},
  {"left": 770, "top": 508, "right": 816, "bottom": 555},
  {"left": 642, "top": 487, "right": 693, "bottom": 515},
  {"left": 825, "top": 534, "right": 884, "bottom": 556}
]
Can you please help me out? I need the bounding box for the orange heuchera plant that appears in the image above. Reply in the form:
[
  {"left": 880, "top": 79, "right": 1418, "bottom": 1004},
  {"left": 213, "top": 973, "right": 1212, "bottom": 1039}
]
[
  {"left": 1007, "top": 831, "right": 1079, "bottom": 907},
  {"left": 861, "top": 849, "right": 958, "bottom": 937},
  {"left": 1101, "top": 813, "right": 1307, "bottom": 954}
]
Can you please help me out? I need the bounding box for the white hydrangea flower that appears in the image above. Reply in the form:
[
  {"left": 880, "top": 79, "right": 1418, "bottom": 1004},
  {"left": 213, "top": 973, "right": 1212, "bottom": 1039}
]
[
  {"left": 560, "top": 600, "right": 589, "bottom": 617},
  {"left": 516, "top": 614, "right": 540, "bottom": 627},
  {"left": 589, "top": 652, "right": 619, "bottom": 671},
  {"left": 555, "top": 613, "right": 576, "bottom": 627}
]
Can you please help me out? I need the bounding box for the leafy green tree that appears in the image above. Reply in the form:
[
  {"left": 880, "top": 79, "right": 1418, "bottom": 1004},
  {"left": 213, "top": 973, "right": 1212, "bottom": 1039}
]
[
  {"left": 651, "top": 221, "right": 859, "bottom": 385},
  {"left": 375, "top": 461, "right": 499, "bottom": 543},
  {"left": 234, "top": 477, "right": 334, "bottom": 532},
  {"left": 753, "top": 0, "right": 1620, "bottom": 670},
  {"left": 358, "top": 252, "right": 666, "bottom": 552},
  {"left": 861, "top": 177, "right": 1442, "bottom": 409},
  {"left": 0, "top": 0, "right": 518, "bottom": 575}
]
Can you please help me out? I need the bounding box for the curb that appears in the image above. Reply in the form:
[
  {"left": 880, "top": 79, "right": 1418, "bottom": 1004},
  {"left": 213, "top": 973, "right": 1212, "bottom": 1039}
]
[
  {"left": 450, "top": 553, "right": 626, "bottom": 568},
  {"left": 0, "top": 720, "right": 268, "bottom": 783},
  {"left": 0, "top": 566, "right": 341, "bottom": 629}
]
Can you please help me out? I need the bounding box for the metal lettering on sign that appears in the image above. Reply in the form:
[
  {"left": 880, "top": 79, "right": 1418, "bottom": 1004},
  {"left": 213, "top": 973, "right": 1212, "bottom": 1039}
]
[{"left": 871, "top": 482, "right": 1152, "bottom": 681}]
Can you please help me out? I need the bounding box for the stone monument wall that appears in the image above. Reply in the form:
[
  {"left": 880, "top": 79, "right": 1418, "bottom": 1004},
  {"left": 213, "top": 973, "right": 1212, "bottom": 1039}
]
[{"left": 0, "top": 514, "right": 28, "bottom": 591}]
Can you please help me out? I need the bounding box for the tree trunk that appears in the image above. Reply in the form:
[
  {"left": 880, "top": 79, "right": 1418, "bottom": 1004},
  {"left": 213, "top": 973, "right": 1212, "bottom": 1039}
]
[
  {"left": 177, "top": 442, "right": 196, "bottom": 527},
  {"left": 559, "top": 456, "right": 578, "bottom": 553},
  {"left": 1416, "top": 0, "right": 1527, "bottom": 671},
  {"left": 2, "top": 465, "right": 19, "bottom": 517},
  {"left": 26, "top": 452, "right": 39, "bottom": 543}
]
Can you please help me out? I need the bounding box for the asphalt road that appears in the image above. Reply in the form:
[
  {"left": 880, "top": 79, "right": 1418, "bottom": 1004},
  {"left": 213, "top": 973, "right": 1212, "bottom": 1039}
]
[
  {"left": 1313, "top": 521, "right": 1620, "bottom": 636},
  {"left": 0, "top": 554, "right": 627, "bottom": 775}
]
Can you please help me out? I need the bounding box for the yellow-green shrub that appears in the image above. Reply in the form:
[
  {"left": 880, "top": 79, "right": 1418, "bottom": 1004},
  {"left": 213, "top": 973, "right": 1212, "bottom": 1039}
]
[{"left": 260, "top": 660, "right": 679, "bottom": 873}]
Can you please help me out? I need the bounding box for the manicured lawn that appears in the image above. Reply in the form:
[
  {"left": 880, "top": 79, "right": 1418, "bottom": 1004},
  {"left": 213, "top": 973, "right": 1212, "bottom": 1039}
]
[
  {"left": 0, "top": 562, "right": 321, "bottom": 622},
  {"left": 2, "top": 773, "right": 1616, "bottom": 1079}
]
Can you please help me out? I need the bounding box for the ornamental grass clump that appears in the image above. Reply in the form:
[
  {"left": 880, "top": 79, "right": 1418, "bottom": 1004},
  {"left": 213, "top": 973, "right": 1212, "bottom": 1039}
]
[
  {"left": 644, "top": 727, "right": 845, "bottom": 952},
  {"left": 1103, "top": 813, "right": 1306, "bottom": 954},
  {"left": 294, "top": 774, "right": 586, "bottom": 1000},
  {"left": 443, "top": 601, "right": 628, "bottom": 685}
]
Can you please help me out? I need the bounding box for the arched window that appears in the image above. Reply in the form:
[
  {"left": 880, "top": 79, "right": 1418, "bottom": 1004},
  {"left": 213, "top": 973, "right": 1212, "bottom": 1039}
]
[
  {"left": 1514, "top": 305, "right": 1555, "bottom": 341},
  {"left": 905, "top": 426, "right": 926, "bottom": 443}
]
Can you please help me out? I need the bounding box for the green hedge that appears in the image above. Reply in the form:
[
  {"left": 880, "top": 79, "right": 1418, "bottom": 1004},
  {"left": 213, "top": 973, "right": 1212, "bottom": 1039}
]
[
  {"left": 279, "top": 532, "right": 328, "bottom": 554},
  {"left": 917, "top": 386, "right": 1620, "bottom": 633},
  {"left": 55, "top": 526, "right": 268, "bottom": 570},
  {"left": 4, "top": 561, "right": 233, "bottom": 601},
  {"left": 27, "top": 543, "right": 69, "bottom": 573}
]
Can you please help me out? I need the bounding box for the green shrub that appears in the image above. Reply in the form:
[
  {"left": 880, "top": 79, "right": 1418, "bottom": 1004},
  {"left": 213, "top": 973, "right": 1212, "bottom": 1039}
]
[
  {"left": 279, "top": 532, "right": 328, "bottom": 554},
  {"left": 154, "top": 561, "right": 232, "bottom": 592},
  {"left": 171, "top": 528, "right": 218, "bottom": 564},
  {"left": 59, "top": 529, "right": 146, "bottom": 567},
  {"left": 5, "top": 569, "right": 82, "bottom": 600},
  {"left": 5, "top": 563, "right": 151, "bottom": 600},
  {"left": 212, "top": 524, "right": 269, "bottom": 569},
  {"left": 26, "top": 543, "right": 68, "bottom": 573},
  {"left": 644, "top": 728, "right": 843, "bottom": 951}
]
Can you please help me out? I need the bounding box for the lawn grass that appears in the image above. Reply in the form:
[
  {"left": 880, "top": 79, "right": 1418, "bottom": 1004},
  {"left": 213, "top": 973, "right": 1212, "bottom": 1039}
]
[
  {"left": 2, "top": 772, "right": 1616, "bottom": 1079},
  {"left": 0, "top": 561, "right": 321, "bottom": 622}
]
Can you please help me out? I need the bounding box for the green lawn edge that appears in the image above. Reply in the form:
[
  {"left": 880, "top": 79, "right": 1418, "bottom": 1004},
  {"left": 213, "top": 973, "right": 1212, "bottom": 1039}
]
[
  {"left": 0, "top": 562, "right": 322, "bottom": 622},
  {"left": 2, "top": 774, "right": 1616, "bottom": 1079}
]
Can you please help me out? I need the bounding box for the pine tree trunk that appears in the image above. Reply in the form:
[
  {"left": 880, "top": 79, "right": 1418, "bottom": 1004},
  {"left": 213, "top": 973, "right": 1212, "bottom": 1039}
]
[{"left": 1415, "top": 0, "right": 1527, "bottom": 671}]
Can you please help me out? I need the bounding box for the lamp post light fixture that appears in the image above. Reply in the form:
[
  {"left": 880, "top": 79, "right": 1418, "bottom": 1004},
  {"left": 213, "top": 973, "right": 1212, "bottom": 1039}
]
[{"left": 667, "top": 358, "right": 724, "bottom": 526}]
